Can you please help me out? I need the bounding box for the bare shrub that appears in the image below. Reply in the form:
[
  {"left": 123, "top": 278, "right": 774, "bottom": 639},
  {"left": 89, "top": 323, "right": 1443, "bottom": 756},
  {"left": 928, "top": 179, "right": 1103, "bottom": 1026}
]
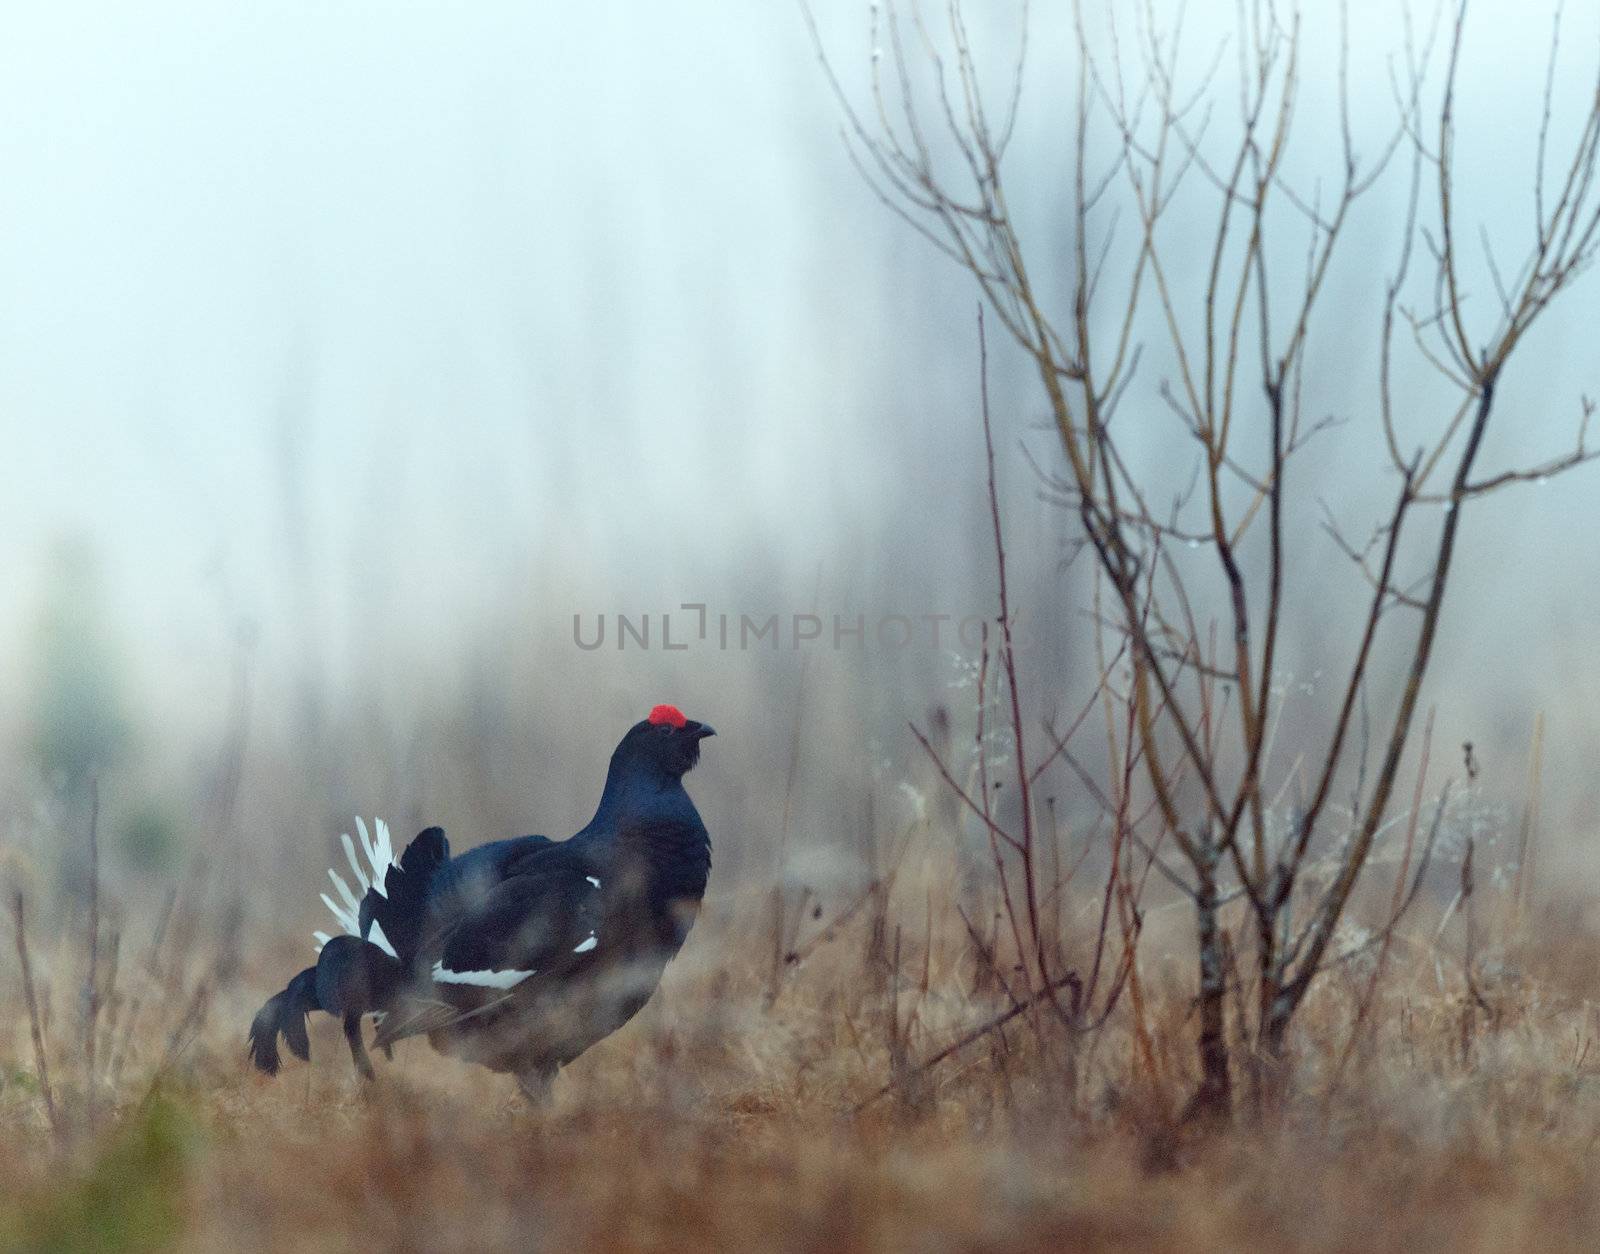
[{"left": 807, "top": 0, "right": 1600, "bottom": 1118}]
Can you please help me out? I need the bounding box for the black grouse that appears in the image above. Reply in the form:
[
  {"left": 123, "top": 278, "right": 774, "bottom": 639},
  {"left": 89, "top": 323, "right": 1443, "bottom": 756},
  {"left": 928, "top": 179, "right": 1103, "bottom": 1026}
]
[{"left": 247, "top": 705, "right": 714, "bottom": 1099}]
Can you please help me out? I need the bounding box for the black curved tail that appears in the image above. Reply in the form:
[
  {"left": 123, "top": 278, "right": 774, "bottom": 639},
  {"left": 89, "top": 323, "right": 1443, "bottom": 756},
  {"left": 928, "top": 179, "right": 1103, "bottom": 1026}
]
[
  {"left": 248, "top": 966, "right": 319, "bottom": 1075},
  {"left": 248, "top": 937, "right": 406, "bottom": 1076}
]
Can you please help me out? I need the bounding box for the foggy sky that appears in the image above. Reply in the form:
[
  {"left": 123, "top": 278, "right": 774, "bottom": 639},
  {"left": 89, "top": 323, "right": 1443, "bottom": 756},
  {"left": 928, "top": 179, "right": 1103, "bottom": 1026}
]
[{"left": 1, "top": 1, "right": 1597, "bottom": 871}]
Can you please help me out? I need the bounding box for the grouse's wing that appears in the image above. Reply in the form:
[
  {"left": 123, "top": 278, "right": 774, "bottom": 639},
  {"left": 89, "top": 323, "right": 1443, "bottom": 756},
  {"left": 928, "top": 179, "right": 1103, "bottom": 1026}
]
[
  {"left": 371, "top": 843, "right": 605, "bottom": 1047},
  {"left": 408, "top": 834, "right": 556, "bottom": 948},
  {"left": 433, "top": 834, "right": 556, "bottom": 889}
]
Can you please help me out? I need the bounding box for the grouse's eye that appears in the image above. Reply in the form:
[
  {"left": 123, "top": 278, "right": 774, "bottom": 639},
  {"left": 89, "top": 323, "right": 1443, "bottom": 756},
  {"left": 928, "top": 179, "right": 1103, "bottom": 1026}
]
[{"left": 654, "top": 723, "right": 674, "bottom": 736}]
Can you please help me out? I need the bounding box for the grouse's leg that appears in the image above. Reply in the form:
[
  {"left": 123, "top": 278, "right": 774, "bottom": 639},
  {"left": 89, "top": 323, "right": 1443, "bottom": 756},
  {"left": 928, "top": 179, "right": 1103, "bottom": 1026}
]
[
  {"left": 515, "top": 1065, "right": 557, "bottom": 1105},
  {"left": 314, "top": 935, "right": 403, "bottom": 1082},
  {"left": 343, "top": 1012, "right": 376, "bottom": 1082}
]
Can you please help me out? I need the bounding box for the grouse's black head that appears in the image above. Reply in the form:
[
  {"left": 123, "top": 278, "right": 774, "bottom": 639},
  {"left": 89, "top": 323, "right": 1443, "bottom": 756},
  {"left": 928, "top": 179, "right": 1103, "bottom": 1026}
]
[{"left": 618, "top": 704, "right": 716, "bottom": 778}]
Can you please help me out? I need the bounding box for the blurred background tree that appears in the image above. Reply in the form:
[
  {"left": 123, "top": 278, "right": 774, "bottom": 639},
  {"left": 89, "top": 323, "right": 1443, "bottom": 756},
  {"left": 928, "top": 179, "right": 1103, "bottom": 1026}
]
[{"left": 26, "top": 537, "right": 132, "bottom": 798}]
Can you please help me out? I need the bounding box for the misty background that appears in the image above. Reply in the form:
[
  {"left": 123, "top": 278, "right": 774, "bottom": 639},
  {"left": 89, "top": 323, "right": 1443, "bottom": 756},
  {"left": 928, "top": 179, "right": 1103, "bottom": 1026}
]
[{"left": 1, "top": 1, "right": 1596, "bottom": 927}]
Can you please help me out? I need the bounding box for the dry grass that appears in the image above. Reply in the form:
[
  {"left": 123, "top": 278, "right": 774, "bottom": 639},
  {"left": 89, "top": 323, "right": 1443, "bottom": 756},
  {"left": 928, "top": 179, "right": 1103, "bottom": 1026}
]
[{"left": 6, "top": 837, "right": 1600, "bottom": 1254}]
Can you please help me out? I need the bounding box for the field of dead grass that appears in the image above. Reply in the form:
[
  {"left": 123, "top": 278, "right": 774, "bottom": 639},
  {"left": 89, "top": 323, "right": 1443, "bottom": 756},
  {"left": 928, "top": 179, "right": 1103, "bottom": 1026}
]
[{"left": 7, "top": 849, "right": 1600, "bottom": 1254}]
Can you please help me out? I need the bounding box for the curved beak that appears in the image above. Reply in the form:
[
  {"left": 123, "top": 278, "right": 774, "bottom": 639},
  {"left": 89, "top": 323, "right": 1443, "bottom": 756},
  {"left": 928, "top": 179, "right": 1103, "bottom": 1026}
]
[{"left": 690, "top": 722, "right": 716, "bottom": 739}]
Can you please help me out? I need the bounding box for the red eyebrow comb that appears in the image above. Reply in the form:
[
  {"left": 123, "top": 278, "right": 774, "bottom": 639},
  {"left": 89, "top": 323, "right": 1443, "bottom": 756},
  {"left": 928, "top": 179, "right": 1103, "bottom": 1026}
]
[{"left": 648, "top": 704, "right": 687, "bottom": 728}]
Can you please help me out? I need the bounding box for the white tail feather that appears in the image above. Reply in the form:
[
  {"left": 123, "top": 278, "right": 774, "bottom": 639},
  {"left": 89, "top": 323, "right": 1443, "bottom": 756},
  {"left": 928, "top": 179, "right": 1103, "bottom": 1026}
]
[
  {"left": 341, "top": 833, "right": 370, "bottom": 893},
  {"left": 354, "top": 818, "right": 375, "bottom": 880},
  {"left": 316, "top": 816, "right": 405, "bottom": 949},
  {"left": 320, "top": 892, "right": 358, "bottom": 935},
  {"left": 329, "top": 868, "right": 361, "bottom": 913},
  {"left": 354, "top": 816, "right": 398, "bottom": 898},
  {"left": 374, "top": 819, "right": 396, "bottom": 873}
]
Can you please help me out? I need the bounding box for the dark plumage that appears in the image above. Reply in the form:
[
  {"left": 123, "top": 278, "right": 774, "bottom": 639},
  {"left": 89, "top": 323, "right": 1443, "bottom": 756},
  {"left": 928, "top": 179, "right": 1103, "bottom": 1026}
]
[{"left": 248, "top": 705, "right": 715, "bottom": 1098}]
